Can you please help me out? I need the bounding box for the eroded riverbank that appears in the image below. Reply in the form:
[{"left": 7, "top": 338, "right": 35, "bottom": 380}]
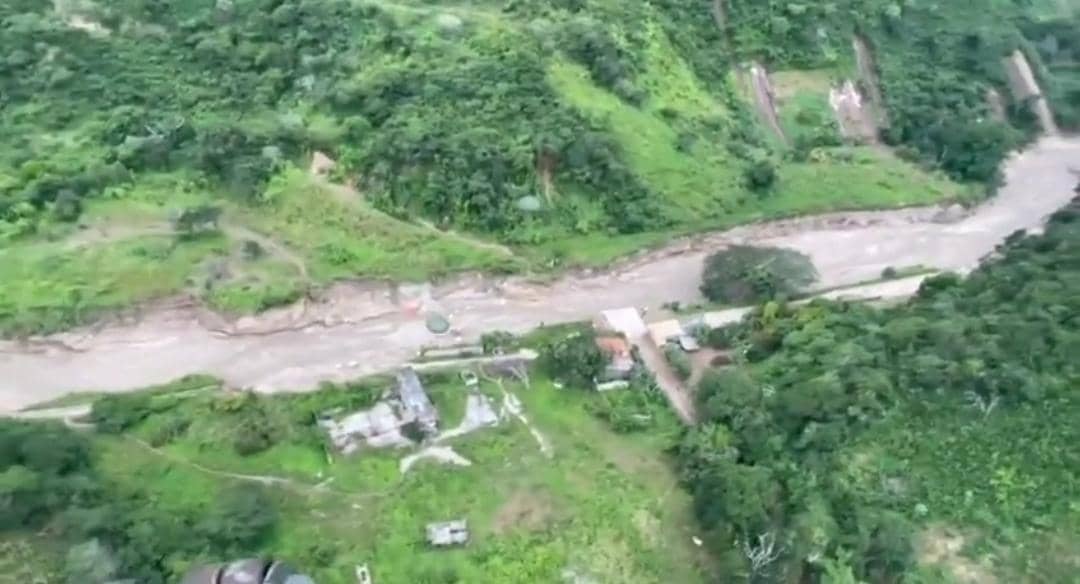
[{"left": 3, "top": 136, "right": 1078, "bottom": 411}]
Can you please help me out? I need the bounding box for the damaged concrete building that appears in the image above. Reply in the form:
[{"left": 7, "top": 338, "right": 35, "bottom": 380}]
[
  {"left": 396, "top": 367, "right": 439, "bottom": 434},
  {"left": 318, "top": 367, "right": 440, "bottom": 454}
]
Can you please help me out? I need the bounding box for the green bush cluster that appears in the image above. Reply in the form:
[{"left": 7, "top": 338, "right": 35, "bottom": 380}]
[
  {"left": 0, "top": 418, "right": 279, "bottom": 583},
  {"left": 91, "top": 393, "right": 156, "bottom": 434},
  {"left": 0, "top": 0, "right": 674, "bottom": 239},
  {"left": 664, "top": 344, "right": 693, "bottom": 380},
  {"left": 540, "top": 330, "right": 606, "bottom": 389},
  {"left": 676, "top": 198, "right": 1080, "bottom": 581},
  {"left": 700, "top": 245, "right": 818, "bottom": 304}
]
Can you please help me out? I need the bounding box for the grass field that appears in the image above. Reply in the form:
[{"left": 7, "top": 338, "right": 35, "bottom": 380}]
[
  {"left": 0, "top": 231, "right": 228, "bottom": 335},
  {"left": 55, "top": 371, "right": 711, "bottom": 583},
  {"left": 0, "top": 168, "right": 523, "bottom": 334},
  {"left": 246, "top": 169, "right": 521, "bottom": 283},
  {"left": 547, "top": 59, "right": 741, "bottom": 223}
]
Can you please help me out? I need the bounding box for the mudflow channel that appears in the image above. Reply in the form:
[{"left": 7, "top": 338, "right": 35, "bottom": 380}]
[{"left": 2, "top": 136, "right": 1080, "bottom": 411}]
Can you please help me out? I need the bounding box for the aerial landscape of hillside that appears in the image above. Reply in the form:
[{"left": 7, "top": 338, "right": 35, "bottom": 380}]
[{"left": 2, "top": 0, "right": 1079, "bottom": 582}]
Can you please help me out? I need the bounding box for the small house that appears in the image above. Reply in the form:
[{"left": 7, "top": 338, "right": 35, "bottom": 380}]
[
  {"left": 426, "top": 520, "right": 469, "bottom": 547},
  {"left": 319, "top": 401, "right": 411, "bottom": 453},
  {"left": 594, "top": 307, "right": 648, "bottom": 338},
  {"left": 595, "top": 335, "right": 635, "bottom": 381}
]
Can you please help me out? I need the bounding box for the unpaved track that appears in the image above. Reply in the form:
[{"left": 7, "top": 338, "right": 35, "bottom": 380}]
[{"left": 2, "top": 136, "right": 1079, "bottom": 412}]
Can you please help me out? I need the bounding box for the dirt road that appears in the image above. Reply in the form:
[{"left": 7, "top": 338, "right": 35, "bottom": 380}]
[{"left": 2, "top": 136, "right": 1078, "bottom": 412}]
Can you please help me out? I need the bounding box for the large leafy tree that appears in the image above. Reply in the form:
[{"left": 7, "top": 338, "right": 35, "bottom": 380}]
[{"left": 700, "top": 246, "right": 818, "bottom": 304}]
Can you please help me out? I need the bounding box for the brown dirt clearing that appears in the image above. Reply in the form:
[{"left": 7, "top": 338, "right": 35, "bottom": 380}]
[
  {"left": 917, "top": 524, "right": 997, "bottom": 584},
  {"left": 491, "top": 489, "right": 559, "bottom": 534}
]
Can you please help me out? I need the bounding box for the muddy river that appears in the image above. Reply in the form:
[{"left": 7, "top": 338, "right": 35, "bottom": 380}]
[{"left": 2, "top": 136, "right": 1078, "bottom": 411}]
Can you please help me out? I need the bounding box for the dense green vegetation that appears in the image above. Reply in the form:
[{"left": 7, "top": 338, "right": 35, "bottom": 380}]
[
  {"left": 700, "top": 245, "right": 818, "bottom": 304},
  {"left": 2, "top": 0, "right": 1078, "bottom": 336},
  {"left": 7, "top": 197, "right": 1080, "bottom": 581},
  {"left": 1, "top": 421, "right": 279, "bottom": 583},
  {"left": 725, "top": 0, "right": 1080, "bottom": 182},
  {"left": 676, "top": 198, "right": 1080, "bottom": 581},
  {"left": 3, "top": 369, "right": 699, "bottom": 583},
  {"left": 0, "top": 0, "right": 1006, "bottom": 335}
]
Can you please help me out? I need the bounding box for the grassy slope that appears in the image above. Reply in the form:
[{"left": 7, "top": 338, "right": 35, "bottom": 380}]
[
  {"left": 85, "top": 375, "right": 710, "bottom": 583},
  {"left": 248, "top": 169, "right": 520, "bottom": 283},
  {"left": 0, "top": 168, "right": 520, "bottom": 333},
  {"left": 0, "top": 231, "right": 228, "bottom": 335},
  {"left": 548, "top": 50, "right": 962, "bottom": 227},
  {"left": 542, "top": 39, "right": 964, "bottom": 265}
]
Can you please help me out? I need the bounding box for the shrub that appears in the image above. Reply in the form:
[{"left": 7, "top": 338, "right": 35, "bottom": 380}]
[
  {"left": 400, "top": 420, "right": 427, "bottom": 444},
  {"left": 744, "top": 158, "right": 778, "bottom": 192},
  {"left": 664, "top": 345, "right": 692, "bottom": 380},
  {"left": 232, "top": 423, "right": 276, "bottom": 456},
  {"left": 241, "top": 240, "right": 264, "bottom": 260},
  {"left": 146, "top": 415, "right": 191, "bottom": 447},
  {"left": 197, "top": 486, "right": 278, "bottom": 552},
  {"left": 217, "top": 393, "right": 281, "bottom": 456},
  {"left": 91, "top": 394, "right": 155, "bottom": 434},
  {"left": 706, "top": 323, "right": 739, "bottom": 349},
  {"left": 481, "top": 330, "right": 518, "bottom": 355},
  {"left": 541, "top": 331, "right": 606, "bottom": 389}
]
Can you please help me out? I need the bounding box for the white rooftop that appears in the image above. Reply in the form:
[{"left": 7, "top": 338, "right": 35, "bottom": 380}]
[{"left": 597, "top": 307, "right": 647, "bottom": 338}]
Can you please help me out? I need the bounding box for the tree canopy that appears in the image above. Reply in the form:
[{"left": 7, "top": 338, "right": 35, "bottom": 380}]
[
  {"left": 677, "top": 198, "right": 1080, "bottom": 581},
  {"left": 700, "top": 245, "right": 818, "bottom": 304}
]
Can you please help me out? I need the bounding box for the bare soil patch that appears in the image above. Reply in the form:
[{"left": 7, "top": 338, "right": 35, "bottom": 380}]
[
  {"left": 492, "top": 489, "right": 559, "bottom": 534},
  {"left": 917, "top": 524, "right": 998, "bottom": 584}
]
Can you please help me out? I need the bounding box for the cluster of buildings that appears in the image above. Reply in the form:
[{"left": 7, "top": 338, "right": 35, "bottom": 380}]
[{"left": 592, "top": 307, "right": 703, "bottom": 389}]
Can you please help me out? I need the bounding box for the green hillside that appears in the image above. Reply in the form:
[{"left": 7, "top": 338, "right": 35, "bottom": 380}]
[
  {"left": 675, "top": 197, "right": 1080, "bottom": 582},
  {"left": 1, "top": 0, "right": 1077, "bottom": 334},
  {"left": 4, "top": 198, "right": 1080, "bottom": 582}
]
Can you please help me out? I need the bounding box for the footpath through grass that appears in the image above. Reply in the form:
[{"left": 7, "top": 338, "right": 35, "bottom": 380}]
[{"left": 78, "top": 372, "right": 711, "bottom": 583}]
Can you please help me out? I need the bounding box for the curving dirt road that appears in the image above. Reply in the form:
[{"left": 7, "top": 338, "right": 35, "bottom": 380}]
[{"left": 2, "top": 136, "right": 1078, "bottom": 412}]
